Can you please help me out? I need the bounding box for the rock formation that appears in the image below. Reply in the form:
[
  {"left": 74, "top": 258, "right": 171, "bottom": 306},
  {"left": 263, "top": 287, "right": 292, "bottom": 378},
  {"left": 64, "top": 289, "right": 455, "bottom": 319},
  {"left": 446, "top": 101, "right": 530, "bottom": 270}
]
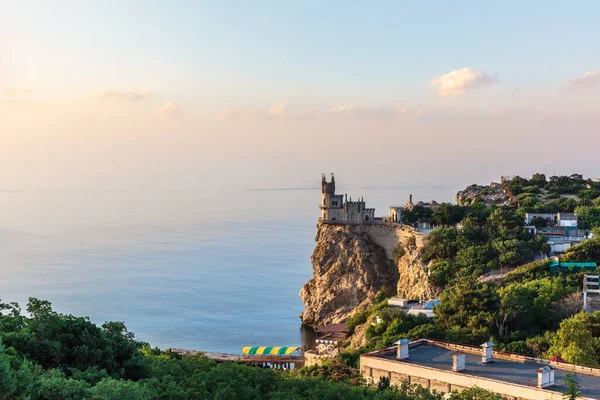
[
  {"left": 300, "top": 222, "right": 436, "bottom": 328},
  {"left": 455, "top": 182, "right": 510, "bottom": 206}
]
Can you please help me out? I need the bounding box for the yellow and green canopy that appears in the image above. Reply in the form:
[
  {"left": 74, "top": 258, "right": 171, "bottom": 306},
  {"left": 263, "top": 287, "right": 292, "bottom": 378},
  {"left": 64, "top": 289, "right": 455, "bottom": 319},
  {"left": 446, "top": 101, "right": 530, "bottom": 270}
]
[{"left": 242, "top": 346, "right": 299, "bottom": 355}]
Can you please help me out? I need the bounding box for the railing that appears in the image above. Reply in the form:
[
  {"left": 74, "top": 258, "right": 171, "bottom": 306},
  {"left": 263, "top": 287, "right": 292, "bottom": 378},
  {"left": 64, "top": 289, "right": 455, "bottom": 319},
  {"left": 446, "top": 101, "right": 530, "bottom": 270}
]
[{"left": 240, "top": 355, "right": 303, "bottom": 362}]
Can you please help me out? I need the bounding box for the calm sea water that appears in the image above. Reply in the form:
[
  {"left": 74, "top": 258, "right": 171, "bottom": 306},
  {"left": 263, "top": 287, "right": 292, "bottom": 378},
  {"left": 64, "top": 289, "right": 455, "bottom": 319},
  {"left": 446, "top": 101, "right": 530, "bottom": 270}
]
[{"left": 0, "top": 184, "right": 458, "bottom": 353}]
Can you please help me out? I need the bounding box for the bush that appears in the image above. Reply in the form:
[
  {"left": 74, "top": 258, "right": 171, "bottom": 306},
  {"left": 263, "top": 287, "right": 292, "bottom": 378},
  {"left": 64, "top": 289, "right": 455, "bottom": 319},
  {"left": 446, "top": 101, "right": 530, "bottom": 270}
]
[
  {"left": 393, "top": 244, "right": 406, "bottom": 263},
  {"left": 345, "top": 310, "right": 368, "bottom": 332}
]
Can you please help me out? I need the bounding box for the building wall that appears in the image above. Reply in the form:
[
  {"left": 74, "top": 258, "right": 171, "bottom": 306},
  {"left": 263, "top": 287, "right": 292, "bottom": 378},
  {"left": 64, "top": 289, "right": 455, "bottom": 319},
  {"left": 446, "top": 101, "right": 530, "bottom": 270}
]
[
  {"left": 360, "top": 356, "right": 575, "bottom": 400},
  {"left": 389, "top": 207, "right": 403, "bottom": 223},
  {"left": 304, "top": 351, "right": 332, "bottom": 367}
]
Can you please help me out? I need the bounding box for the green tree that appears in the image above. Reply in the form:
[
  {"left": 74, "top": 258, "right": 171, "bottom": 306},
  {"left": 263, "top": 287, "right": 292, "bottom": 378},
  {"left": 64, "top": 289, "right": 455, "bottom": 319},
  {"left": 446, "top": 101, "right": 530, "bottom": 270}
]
[
  {"left": 562, "top": 372, "right": 581, "bottom": 400},
  {"left": 546, "top": 313, "right": 599, "bottom": 366},
  {"left": 0, "top": 346, "right": 33, "bottom": 400},
  {"left": 87, "top": 378, "right": 157, "bottom": 400}
]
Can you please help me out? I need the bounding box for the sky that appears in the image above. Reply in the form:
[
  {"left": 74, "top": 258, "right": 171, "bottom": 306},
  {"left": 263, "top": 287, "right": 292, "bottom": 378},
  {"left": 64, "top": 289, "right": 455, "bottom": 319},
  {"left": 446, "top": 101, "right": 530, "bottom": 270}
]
[{"left": 1, "top": 1, "right": 600, "bottom": 192}]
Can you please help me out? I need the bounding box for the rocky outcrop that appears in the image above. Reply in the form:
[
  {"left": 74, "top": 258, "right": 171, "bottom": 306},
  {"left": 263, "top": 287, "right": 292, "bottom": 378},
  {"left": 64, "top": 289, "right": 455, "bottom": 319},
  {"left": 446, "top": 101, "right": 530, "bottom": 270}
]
[
  {"left": 300, "top": 222, "right": 436, "bottom": 328},
  {"left": 456, "top": 182, "right": 510, "bottom": 206}
]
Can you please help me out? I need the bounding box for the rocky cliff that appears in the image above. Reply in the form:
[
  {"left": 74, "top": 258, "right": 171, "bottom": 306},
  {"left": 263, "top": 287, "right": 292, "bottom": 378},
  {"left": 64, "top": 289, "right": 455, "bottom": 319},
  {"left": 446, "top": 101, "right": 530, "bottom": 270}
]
[
  {"left": 300, "top": 222, "right": 436, "bottom": 328},
  {"left": 455, "top": 182, "right": 510, "bottom": 206}
]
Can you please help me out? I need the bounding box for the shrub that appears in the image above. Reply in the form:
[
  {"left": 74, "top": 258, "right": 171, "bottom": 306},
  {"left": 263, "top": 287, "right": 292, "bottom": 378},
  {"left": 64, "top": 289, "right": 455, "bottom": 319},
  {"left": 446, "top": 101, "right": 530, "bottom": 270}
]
[{"left": 393, "top": 244, "right": 406, "bottom": 263}]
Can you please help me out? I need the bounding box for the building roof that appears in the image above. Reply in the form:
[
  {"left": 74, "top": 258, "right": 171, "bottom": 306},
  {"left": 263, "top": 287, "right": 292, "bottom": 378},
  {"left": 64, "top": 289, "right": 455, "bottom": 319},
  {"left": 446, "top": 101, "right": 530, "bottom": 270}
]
[
  {"left": 241, "top": 346, "right": 299, "bottom": 355},
  {"left": 316, "top": 323, "right": 350, "bottom": 333},
  {"left": 550, "top": 261, "right": 597, "bottom": 268},
  {"left": 422, "top": 299, "right": 440, "bottom": 310},
  {"left": 364, "top": 340, "right": 600, "bottom": 398}
]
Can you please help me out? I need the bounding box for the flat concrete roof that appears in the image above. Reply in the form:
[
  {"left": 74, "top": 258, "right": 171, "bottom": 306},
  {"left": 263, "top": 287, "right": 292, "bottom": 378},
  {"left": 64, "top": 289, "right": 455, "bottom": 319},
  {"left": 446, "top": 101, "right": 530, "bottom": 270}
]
[{"left": 373, "top": 343, "right": 600, "bottom": 398}]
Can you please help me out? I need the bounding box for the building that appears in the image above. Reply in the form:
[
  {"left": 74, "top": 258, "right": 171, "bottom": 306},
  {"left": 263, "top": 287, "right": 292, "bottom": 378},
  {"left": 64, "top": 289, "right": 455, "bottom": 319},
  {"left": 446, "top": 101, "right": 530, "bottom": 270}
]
[
  {"left": 405, "top": 194, "right": 440, "bottom": 212},
  {"left": 360, "top": 339, "right": 600, "bottom": 400},
  {"left": 387, "top": 298, "right": 440, "bottom": 318},
  {"left": 388, "top": 206, "right": 404, "bottom": 223},
  {"left": 525, "top": 212, "right": 578, "bottom": 228},
  {"left": 304, "top": 323, "right": 350, "bottom": 367},
  {"left": 525, "top": 212, "right": 587, "bottom": 254},
  {"left": 320, "top": 174, "right": 375, "bottom": 223},
  {"left": 319, "top": 174, "right": 439, "bottom": 227}
]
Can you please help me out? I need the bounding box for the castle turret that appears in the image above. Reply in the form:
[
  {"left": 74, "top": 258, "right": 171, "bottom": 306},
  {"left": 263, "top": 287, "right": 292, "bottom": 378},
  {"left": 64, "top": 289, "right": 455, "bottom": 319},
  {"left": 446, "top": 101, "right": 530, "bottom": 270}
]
[
  {"left": 320, "top": 173, "right": 344, "bottom": 221},
  {"left": 321, "top": 173, "right": 335, "bottom": 196}
]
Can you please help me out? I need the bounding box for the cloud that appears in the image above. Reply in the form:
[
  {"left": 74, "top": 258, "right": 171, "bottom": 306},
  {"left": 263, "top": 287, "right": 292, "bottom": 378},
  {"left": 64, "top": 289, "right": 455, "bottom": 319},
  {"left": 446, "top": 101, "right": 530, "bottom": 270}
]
[
  {"left": 328, "top": 104, "right": 358, "bottom": 113},
  {"left": 218, "top": 107, "right": 239, "bottom": 121},
  {"left": 218, "top": 105, "right": 287, "bottom": 121},
  {"left": 2, "top": 87, "right": 32, "bottom": 97},
  {"left": 564, "top": 72, "right": 600, "bottom": 91},
  {"left": 430, "top": 67, "right": 497, "bottom": 96},
  {"left": 396, "top": 105, "right": 424, "bottom": 116},
  {"left": 156, "top": 102, "right": 185, "bottom": 119},
  {"left": 96, "top": 89, "right": 153, "bottom": 101},
  {"left": 269, "top": 103, "right": 287, "bottom": 116},
  {"left": 510, "top": 88, "right": 521, "bottom": 97}
]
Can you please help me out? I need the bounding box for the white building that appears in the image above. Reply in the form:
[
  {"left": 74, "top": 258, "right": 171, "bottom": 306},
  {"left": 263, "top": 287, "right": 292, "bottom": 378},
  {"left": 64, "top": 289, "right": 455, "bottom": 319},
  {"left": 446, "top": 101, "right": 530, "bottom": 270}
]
[{"left": 524, "top": 212, "right": 578, "bottom": 227}]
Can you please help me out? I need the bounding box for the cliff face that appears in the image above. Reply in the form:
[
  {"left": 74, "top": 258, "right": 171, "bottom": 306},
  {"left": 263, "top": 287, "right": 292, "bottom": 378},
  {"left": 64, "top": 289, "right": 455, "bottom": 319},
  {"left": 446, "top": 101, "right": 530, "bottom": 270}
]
[{"left": 300, "top": 223, "right": 436, "bottom": 328}]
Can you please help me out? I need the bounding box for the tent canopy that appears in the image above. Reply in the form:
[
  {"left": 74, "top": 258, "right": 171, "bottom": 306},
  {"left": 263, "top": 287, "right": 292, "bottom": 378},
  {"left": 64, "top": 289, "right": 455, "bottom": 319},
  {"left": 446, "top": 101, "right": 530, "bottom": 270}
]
[{"left": 241, "top": 346, "right": 299, "bottom": 355}]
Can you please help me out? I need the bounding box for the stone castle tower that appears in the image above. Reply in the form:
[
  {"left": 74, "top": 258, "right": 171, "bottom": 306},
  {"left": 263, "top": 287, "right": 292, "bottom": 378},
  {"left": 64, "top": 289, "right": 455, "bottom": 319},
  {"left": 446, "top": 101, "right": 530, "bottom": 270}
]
[{"left": 320, "top": 174, "right": 374, "bottom": 223}]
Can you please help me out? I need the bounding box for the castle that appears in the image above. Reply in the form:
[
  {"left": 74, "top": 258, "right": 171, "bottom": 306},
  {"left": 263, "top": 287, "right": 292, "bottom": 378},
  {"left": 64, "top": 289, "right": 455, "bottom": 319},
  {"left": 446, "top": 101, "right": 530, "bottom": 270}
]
[
  {"left": 320, "top": 174, "right": 441, "bottom": 225},
  {"left": 320, "top": 174, "right": 376, "bottom": 223}
]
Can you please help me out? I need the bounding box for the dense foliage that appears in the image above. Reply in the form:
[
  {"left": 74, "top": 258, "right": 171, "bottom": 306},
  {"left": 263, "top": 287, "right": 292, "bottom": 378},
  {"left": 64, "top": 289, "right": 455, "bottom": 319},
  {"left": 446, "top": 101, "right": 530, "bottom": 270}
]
[
  {"left": 507, "top": 174, "right": 600, "bottom": 221},
  {"left": 423, "top": 206, "right": 547, "bottom": 287},
  {"left": 0, "top": 298, "right": 503, "bottom": 399},
  {"left": 343, "top": 175, "right": 600, "bottom": 369}
]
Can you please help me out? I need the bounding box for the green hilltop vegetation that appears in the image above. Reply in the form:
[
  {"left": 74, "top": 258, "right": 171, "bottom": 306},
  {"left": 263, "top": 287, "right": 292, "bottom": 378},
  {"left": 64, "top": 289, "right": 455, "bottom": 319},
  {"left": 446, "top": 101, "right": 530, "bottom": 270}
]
[
  {"left": 0, "top": 298, "right": 505, "bottom": 399},
  {"left": 342, "top": 173, "right": 600, "bottom": 370}
]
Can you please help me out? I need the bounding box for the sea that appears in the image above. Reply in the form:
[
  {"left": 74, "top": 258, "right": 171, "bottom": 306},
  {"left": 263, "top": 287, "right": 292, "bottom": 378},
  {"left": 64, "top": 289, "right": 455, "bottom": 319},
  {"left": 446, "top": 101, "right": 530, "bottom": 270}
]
[{"left": 0, "top": 184, "right": 458, "bottom": 354}]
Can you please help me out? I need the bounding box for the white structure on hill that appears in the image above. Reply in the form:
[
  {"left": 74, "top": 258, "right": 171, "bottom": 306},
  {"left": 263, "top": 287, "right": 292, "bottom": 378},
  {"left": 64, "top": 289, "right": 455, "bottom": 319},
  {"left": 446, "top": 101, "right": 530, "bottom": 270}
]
[{"left": 524, "top": 212, "right": 578, "bottom": 227}]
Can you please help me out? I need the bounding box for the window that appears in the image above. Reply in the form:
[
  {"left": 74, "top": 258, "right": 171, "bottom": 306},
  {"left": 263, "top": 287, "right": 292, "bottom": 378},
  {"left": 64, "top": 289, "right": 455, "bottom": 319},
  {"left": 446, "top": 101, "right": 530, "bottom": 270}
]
[{"left": 365, "top": 215, "right": 370, "bottom": 221}]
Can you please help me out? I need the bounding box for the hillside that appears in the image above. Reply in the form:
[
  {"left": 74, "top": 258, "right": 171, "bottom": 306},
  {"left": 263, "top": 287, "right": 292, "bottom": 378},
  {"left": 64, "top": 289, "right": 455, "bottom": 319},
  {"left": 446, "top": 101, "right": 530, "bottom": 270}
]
[
  {"left": 300, "top": 173, "right": 600, "bottom": 371},
  {"left": 300, "top": 223, "right": 434, "bottom": 328}
]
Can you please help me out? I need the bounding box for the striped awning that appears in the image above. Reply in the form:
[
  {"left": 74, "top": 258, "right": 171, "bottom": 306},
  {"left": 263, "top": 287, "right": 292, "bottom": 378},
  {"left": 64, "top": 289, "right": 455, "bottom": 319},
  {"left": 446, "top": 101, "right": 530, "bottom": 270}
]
[{"left": 242, "top": 346, "right": 299, "bottom": 355}]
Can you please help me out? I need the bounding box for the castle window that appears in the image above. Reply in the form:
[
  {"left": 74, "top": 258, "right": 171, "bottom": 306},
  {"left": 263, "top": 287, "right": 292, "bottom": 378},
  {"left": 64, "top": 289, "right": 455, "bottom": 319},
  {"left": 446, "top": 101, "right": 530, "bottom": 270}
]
[{"left": 365, "top": 215, "right": 370, "bottom": 221}]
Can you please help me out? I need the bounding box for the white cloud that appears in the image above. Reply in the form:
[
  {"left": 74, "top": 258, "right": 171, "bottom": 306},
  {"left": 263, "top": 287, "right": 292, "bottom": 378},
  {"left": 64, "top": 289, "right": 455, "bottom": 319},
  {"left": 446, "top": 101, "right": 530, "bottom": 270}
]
[
  {"left": 269, "top": 103, "right": 287, "bottom": 116},
  {"left": 430, "top": 67, "right": 497, "bottom": 96},
  {"left": 156, "top": 102, "right": 185, "bottom": 119},
  {"left": 328, "top": 104, "right": 358, "bottom": 113},
  {"left": 97, "top": 89, "right": 153, "bottom": 101},
  {"left": 565, "top": 72, "right": 600, "bottom": 91},
  {"left": 396, "top": 105, "right": 424, "bottom": 116},
  {"left": 218, "top": 105, "right": 288, "bottom": 120}
]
